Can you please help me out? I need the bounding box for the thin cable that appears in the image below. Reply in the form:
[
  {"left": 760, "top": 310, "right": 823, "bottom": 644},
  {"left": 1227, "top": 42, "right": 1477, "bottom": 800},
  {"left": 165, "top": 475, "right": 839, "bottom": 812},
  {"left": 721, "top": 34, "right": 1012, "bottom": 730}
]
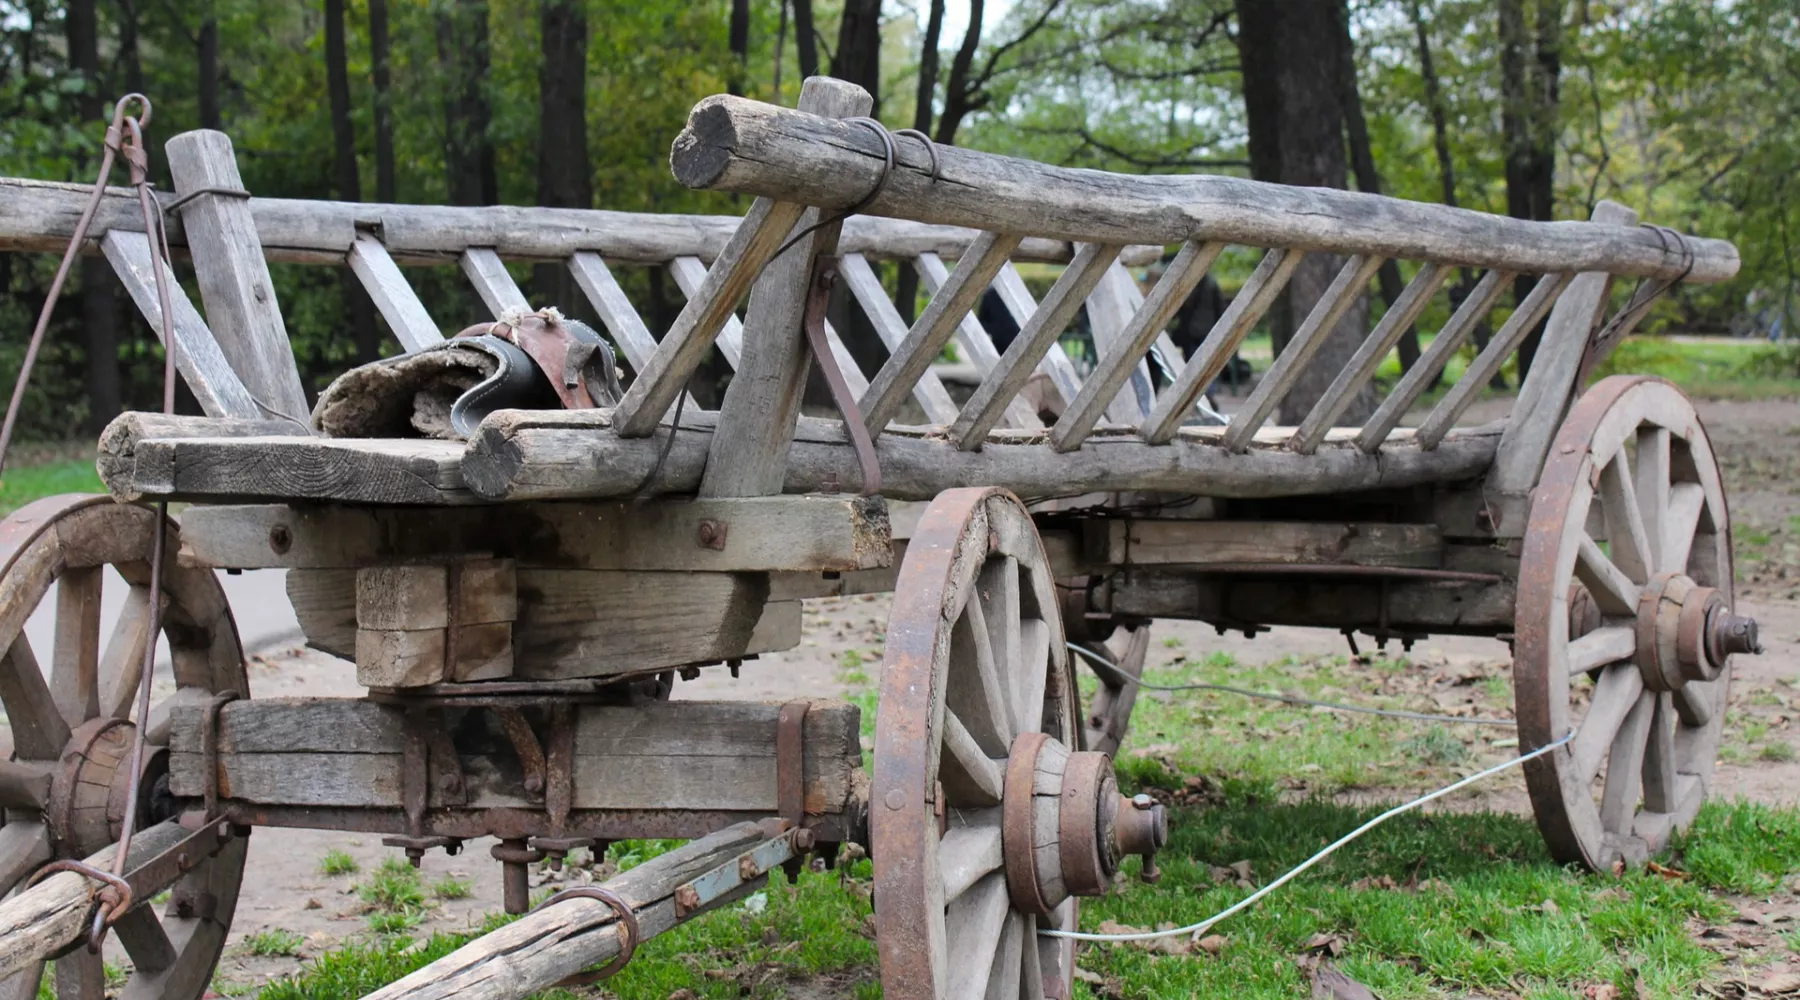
[
  {"left": 1066, "top": 642, "right": 1517, "bottom": 728},
  {"left": 1039, "top": 728, "right": 1576, "bottom": 943}
]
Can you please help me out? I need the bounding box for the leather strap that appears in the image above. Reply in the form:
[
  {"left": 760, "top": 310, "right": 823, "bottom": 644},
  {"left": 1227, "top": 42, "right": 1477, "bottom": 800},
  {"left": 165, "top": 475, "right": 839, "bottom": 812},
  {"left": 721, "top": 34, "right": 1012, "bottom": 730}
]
[{"left": 801, "top": 260, "right": 882, "bottom": 496}]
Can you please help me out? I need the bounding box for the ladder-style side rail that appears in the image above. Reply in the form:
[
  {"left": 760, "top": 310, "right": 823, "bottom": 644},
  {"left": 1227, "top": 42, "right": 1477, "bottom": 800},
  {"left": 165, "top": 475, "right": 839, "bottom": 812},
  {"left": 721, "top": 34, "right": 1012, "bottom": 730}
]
[
  {"left": 349, "top": 234, "right": 442, "bottom": 352},
  {"left": 1414, "top": 271, "right": 1573, "bottom": 449},
  {"left": 1354, "top": 268, "right": 1512, "bottom": 453},
  {"left": 839, "top": 253, "right": 960, "bottom": 425},
  {"left": 460, "top": 248, "right": 530, "bottom": 317},
  {"left": 912, "top": 252, "right": 1040, "bottom": 430},
  {"left": 990, "top": 262, "right": 1084, "bottom": 407}
]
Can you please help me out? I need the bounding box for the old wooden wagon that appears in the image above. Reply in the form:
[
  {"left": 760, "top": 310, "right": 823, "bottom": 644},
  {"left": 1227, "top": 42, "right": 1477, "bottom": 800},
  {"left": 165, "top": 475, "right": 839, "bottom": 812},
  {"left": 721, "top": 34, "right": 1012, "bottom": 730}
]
[{"left": 0, "top": 76, "right": 1764, "bottom": 1000}]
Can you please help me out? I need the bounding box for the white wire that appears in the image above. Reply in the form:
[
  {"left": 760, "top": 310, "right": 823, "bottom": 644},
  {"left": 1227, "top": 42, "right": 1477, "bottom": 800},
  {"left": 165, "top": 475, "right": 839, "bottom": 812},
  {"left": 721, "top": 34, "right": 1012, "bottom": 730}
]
[
  {"left": 1038, "top": 728, "right": 1575, "bottom": 943},
  {"left": 1066, "top": 641, "right": 1518, "bottom": 728}
]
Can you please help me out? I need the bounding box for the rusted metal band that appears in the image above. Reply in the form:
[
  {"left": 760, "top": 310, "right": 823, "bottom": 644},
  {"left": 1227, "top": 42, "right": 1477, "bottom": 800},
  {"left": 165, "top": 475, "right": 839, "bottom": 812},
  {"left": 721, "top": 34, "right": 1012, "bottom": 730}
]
[
  {"left": 1058, "top": 751, "right": 1113, "bottom": 897},
  {"left": 201, "top": 690, "right": 242, "bottom": 820},
  {"left": 801, "top": 261, "right": 882, "bottom": 496},
  {"left": 29, "top": 859, "right": 134, "bottom": 954},
  {"left": 535, "top": 885, "right": 641, "bottom": 983},
  {"left": 1001, "top": 731, "right": 1053, "bottom": 916},
  {"left": 776, "top": 700, "right": 811, "bottom": 830}
]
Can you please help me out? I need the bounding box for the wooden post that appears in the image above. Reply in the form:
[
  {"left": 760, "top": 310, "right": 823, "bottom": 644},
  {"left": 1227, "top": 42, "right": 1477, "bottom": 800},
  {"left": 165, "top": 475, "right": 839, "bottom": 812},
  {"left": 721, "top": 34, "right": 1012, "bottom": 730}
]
[
  {"left": 163, "top": 130, "right": 310, "bottom": 421},
  {"left": 700, "top": 77, "right": 871, "bottom": 497}
]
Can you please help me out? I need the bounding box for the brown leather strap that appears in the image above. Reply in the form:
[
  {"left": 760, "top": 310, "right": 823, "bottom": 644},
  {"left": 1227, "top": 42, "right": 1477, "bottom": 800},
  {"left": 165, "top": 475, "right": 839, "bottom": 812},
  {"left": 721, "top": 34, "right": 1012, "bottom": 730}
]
[
  {"left": 454, "top": 314, "right": 611, "bottom": 410},
  {"left": 801, "top": 260, "right": 882, "bottom": 496}
]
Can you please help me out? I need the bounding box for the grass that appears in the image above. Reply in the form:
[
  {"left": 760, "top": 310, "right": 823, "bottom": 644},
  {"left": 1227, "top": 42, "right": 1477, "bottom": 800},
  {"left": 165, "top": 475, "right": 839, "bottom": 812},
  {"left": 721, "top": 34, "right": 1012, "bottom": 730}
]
[
  {"left": 430, "top": 876, "right": 472, "bottom": 901},
  {"left": 242, "top": 929, "right": 306, "bottom": 957},
  {"left": 319, "top": 849, "right": 359, "bottom": 876},
  {"left": 0, "top": 455, "right": 103, "bottom": 515}
]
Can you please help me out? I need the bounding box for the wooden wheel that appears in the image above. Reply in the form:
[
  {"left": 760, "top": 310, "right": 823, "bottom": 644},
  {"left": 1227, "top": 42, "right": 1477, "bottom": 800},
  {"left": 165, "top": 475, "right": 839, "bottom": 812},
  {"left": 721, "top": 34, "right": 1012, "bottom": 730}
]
[
  {"left": 1077, "top": 624, "right": 1150, "bottom": 756},
  {"left": 1516, "top": 377, "right": 1756, "bottom": 870},
  {"left": 0, "top": 496, "right": 248, "bottom": 1000}
]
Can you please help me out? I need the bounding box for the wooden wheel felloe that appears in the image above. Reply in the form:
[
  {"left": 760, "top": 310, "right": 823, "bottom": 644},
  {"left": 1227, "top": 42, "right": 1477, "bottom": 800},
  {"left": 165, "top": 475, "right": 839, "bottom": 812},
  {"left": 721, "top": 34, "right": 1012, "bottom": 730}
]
[
  {"left": 871, "top": 488, "right": 1166, "bottom": 1000},
  {"left": 0, "top": 496, "right": 248, "bottom": 1000},
  {"left": 1516, "top": 377, "right": 1758, "bottom": 871}
]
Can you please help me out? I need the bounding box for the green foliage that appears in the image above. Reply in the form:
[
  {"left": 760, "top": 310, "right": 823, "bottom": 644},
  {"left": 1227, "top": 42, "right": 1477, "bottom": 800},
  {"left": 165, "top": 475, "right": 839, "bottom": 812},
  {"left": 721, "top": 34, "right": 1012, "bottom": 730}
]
[
  {"left": 318, "top": 848, "right": 359, "bottom": 876},
  {"left": 242, "top": 929, "right": 306, "bottom": 957},
  {"left": 0, "top": 458, "right": 104, "bottom": 516},
  {"left": 430, "top": 875, "right": 473, "bottom": 901},
  {"left": 358, "top": 857, "right": 425, "bottom": 912}
]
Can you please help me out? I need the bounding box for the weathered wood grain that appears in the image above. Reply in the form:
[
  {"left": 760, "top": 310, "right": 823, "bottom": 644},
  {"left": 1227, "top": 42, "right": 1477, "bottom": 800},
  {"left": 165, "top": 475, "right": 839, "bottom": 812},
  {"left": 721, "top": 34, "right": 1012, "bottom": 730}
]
[
  {"left": 838, "top": 252, "right": 960, "bottom": 424},
  {"left": 991, "top": 261, "right": 1084, "bottom": 405},
  {"left": 349, "top": 234, "right": 443, "bottom": 351},
  {"left": 1090, "top": 521, "right": 1443, "bottom": 568},
  {"left": 96, "top": 413, "right": 302, "bottom": 500},
  {"left": 913, "top": 251, "right": 1040, "bottom": 430},
  {"left": 114, "top": 434, "right": 470, "bottom": 506},
  {"left": 670, "top": 94, "right": 1740, "bottom": 283},
  {"left": 1415, "top": 271, "right": 1573, "bottom": 449},
  {"left": 460, "top": 247, "right": 531, "bottom": 316},
  {"left": 1354, "top": 268, "right": 1512, "bottom": 452},
  {"left": 1082, "top": 261, "right": 1155, "bottom": 424}
]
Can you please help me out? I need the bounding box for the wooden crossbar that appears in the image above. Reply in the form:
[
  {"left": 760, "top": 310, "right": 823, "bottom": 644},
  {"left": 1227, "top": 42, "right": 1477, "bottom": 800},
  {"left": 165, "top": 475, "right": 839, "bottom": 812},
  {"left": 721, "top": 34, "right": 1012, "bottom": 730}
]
[
  {"left": 460, "top": 248, "right": 530, "bottom": 316},
  {"left": 913, "top": 253, "right": 1039, "bottom": 430},
  {"left": 349, "top": 234, "right": 442, "bottom": 351},
  {"left": 1354, "top": 268, "right": 1512, "bottom": 452},
  {"left": 991, "top": 262, "right": 1084, "bottom": 406},
  {"left": 839, "top": 253, "right": 960, "bottom": 424},
  {"left": 1414, "top": 271, "right": 1573, "bottom": 449}
]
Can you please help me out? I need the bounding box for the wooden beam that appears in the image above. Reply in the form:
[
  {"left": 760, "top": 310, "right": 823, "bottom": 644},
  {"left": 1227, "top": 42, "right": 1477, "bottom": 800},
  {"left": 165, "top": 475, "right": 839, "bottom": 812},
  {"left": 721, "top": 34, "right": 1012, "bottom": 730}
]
[
  {"left": 1090, "top": 520, "right": 1443, "bottom": 568},
  {"left": 1097, "top": 569, "right": 1516, "bottom": 633},
  {"left": 860, "top": 231, "right": 1022, "bottom": 433},
  {"left": 349, "top": 234, "right": 443, "bottom": 351},
  {"left": 913, "top": 252, "right": 1040, "bottom": 430},
  {"left": 991, "top": 261, "right": 1083, "bottom": 405},
  {"left": 1291, "top": 261, "right": 1451, "bottom": 455},
  {"left": 838, "top": 252, "right": 959, "bottom": 424},
  {"left": 951, "top": 243, "right": 1121, "bottom": 449},
  {"left": 162, "top": 130, "right": 311, "bottom": 418},
  {"left": 1220, "top": 254, "right": 1385, "bottom": 453},
  {"left": 670, "top": 95, "right": 1740, "bottom": 283},
  {"left": 668, "top": 255, "right": 745, "bottom": 366},
  {"left": 459, "top": 247, "right": 531, "bottom": 316},
  {"left": 1354, "top": 267, "right": 1512, "bottom": 453},
  {"left": 612, "top": 198, "right": 806, "bottom": 437},
  {"left": 1141, "top": 247, "right": 1302, "bottom": 444},
  {"left": 100, "top": 230, "right": 263, "bottom": 421},
  {"left": 1414, "top": 271, "right": 1573, "bottom": 449},
  {"left": 176, "top": 495, "right": 892, "bottom": 572},
  {"left": 1053, "top": 240, "right": 1224, "bottom": 450}
]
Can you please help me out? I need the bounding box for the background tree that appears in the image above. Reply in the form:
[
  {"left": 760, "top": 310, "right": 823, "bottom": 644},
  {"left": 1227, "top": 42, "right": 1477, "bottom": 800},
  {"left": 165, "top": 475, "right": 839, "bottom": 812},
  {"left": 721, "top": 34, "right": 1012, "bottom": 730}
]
[
  {"left": 1499, "top": 0, "right": 1565, "bottom": 376},
  {"left": 325, "top": 0, "right": 380, "bottom": 362},
  {"left": 535, "top": 0, "right": 591, "bottom": 306}
]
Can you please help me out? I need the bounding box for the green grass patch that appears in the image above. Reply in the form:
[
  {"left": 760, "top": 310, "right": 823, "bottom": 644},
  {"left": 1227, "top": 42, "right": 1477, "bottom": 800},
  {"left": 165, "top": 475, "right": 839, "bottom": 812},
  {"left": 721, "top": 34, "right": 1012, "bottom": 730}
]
[
  {"left": 358, "top": 857, "right": 426, "bottom": 913},
  {"left": 1592, "top": 338, "right": 1800, "bottom": 399},
  {"left": 430, "top": 875, "right": 473, "bottom": 901},
  {"left": 318, "top": 849, "right": 359, "bottom": 876},
  {"left": 0, "top": 456, "right": 103, "bottom": 516},
  {"left": 242, "top": 929, "right": 305, "bottom": 957}
]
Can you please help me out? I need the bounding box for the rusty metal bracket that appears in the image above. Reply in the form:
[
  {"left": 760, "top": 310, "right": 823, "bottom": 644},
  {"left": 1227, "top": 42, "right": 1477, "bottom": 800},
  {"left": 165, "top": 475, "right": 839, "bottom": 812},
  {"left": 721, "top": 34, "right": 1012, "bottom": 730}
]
[
  {"left": 529, "top": 703, "right": 594, "bottom": 869},
  {"left": 382, "top": 708, "right": 463, "bottom": 865},
  {"left": 494, "top": 708, "right": 547, "bottom": 796},
  {"left": 534, "top": 885, "right": 640, "bottom": 984},
  {"left": 28, "top": 859, "right": 132, "bottom": 955}
]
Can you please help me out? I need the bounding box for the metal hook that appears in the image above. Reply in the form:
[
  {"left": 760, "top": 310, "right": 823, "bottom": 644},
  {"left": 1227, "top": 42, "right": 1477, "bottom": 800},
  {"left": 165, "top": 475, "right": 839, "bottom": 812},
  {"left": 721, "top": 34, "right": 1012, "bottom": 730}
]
[{"left": 891, "top": 127, "right": 942, "bottom": 182}]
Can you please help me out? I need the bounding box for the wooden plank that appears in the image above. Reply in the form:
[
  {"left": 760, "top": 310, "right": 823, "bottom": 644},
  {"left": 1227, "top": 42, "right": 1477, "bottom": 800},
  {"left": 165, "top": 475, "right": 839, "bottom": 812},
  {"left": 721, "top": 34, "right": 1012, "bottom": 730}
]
[
  {"left": 668, "top": 255, "right": 745, "bottom": 366},
  {"left": 1354, "top": 267, "right": 1512, "bottom": 452},
  {"left": 612, "top": 197, "right": 807, "bottom": 437},
  {"left": 567, "top": 252, "right": 660, "bottom": 372},
  {"left": 459, "top": 247, "right": 531, "bottom": 316},
  {"left": 176, "top": 496, "right": 893, "bottom": 572},
  {"left": 1053, "top": 240, "right": 1225, "bottom": 450},
  {"left": 1100, "top": 568, "right": 1517, "bottom": 632},
  {"left": 348, "top": 233, "right": 443, "bottom": 351},
  {"left": 951, "top": 243, "right": 1121, "bottom": 449},
  {"left": 288, "top": 568, "right": 801, "bottom": 679},
  {"left": 669, "top": 95, "right": 1740, "bottom": 283},
  {"left": 991, "top": 261, "right": 1083, "bottom": 405},
  {"left": 1415, "top": 271, "right": 1573, "bottom": 449},
  {"left": 166, "top": 698, "right": 861, "bottom": 813},
  {"left": 1082, "top": 262, "right": 1153, "bottom": 424},
  {"left": 162, "top": 129, "right": 310, "bottom": 417},
  {"left": 1488, "top": 201, "right": 1639, "bottom": 498},
  {"left": 1096, "top": 520, "right": 1443, "bottom": 568},
  {"left": 860, "top": 231, "right": 1023, "bottom": 433},
  {"left": 838, "top": 252, "right": 960, "bottom": 424},
  {"left": 1142, "top": 247, "right": 1303, "bottom": 444},
  {"left": 463, "top": 407, "right": 1503, "bottom": 503},
  {"left": 100, "top": 231, "right": 263, "bottom": 421},
  {"left": 1291, "top": 261, "right": 1452, "bottom": 454},
  {"left": 913, "top": 252, "right": 1040, "bottom": 430},
  {"left": 1221, "top": 254, "right": 1385, "bottom": 453}
]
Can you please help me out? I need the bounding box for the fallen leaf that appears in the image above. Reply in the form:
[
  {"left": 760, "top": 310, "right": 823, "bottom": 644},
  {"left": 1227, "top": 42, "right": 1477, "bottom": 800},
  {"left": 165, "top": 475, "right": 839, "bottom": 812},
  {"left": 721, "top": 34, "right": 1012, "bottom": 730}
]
[
  {"left": 1310, "top": 961, "right": 1379, "bottom": 1000},
  {"left": 1229, "top": 860, "right": 1255, "bottom": 881},
  {"left": 1583, "top": 984, "right": 1618, "bottom": 1000},
  {"left": 1647, "top": 861, "right": 1690, "bottom": 880},
  {"left": 1073, "top": 968, "right": 1105, "bottom": 985},
  {"left": 1304, "top": 932, "right": 1348, "bottom": 957},
  {"left": 1540, "top": 898, "right": 1562, "bottom": 915},
  {"left": 1194, "top": 934, "right": 1228, "bottom": 955},
  {"left": 1759, "top": 972, "right": 1800, "bottom": 994}
]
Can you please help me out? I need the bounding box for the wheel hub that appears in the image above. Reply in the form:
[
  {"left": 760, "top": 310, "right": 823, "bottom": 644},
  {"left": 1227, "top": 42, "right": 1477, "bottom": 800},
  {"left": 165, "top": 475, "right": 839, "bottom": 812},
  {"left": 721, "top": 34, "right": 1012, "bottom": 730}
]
[
  {"left": 1000, "top": 732, "right": 1167, "bottom": 914},
  {"left": 48, "top": 717, "right": 169, "bottom": 856},
  {"left": 1633, "top": 573, "right": 1761, "bottom": 692}
]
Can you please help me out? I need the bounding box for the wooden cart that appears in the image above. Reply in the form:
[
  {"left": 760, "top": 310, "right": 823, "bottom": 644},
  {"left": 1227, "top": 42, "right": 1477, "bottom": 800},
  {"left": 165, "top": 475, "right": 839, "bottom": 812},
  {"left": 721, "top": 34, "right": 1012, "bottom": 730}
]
[{"left": 0, "top": 77, "right": 1762, "bottom": 1000}]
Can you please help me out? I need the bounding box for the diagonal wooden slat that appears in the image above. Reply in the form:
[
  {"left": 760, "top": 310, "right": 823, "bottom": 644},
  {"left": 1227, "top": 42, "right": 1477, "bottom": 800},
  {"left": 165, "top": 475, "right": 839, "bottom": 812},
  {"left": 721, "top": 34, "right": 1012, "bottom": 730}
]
[
  {"left": 1221, "top": 253, "right": 1384, "bottom": 453},
  {"left": 1415, "top": 271, "right": 1574, "bottom": 448},
  {"left": 990, "top": 261, "right": 1083, "bottom": 406},
  {"left": 1083, "top": 262, "right": 1155, "bottom": 423},
  {"left": 1354, "top": 268, "right": 1512, "bottom": 452},
  {"left": 951, "top": 243, "right": 1122, "bottom": 449},
  {"left": 669, "top": 255, "right": 745, "bottom": 367},
  {"left": 1141, "top": 247, "right": 1302, "bottom": 444},
  {"left": 348, "top": 233, "right": 442, "bottom": 352},
  {"left": 567, "top": 252, "right": 661, "bottom": 373},
  {"left": 1051, "top": 239, "right": 1225, "bottom": 451},
  {"left": 860, "top": 231, "right": 1022, "bottom": 434},
  {"left": 459, "top": 247, "right": 531, "bottom": 317},
  {"left": 914, "top": 253, "right": 1040, "bottom": 430},
  {"left": 839, "top": 253, "right": 960, "bottom": 424},
  {"left": 613, "top": 197, "right": 807, "bottom": 437},
  {"left": 1291, "top": 261, "right": 1451, "bottom": 454}
]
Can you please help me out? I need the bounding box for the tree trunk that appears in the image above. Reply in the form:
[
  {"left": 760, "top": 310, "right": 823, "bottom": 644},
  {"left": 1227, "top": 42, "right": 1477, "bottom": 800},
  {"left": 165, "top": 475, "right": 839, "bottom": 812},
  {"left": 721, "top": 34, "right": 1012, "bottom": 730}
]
[
  {"left": 534, "top": 0, "right": 591, "bottom": 309},
  {"left": 1331, "top": 0, "right": 1418, "bottom": 375},
  {"left": 1499, "top": 0, "right": 1563, "bottom": 378},
  {"left": 119, "top": 0, "right": 143, "bottom": 93},
  {"left": 830, "top": 0, "right": 881, "bottom": 110},
  {"left": 197, "top": 13, "right": 221, "bottom": 130},
  {"left": 326, "top": 0, "right": 381, "bottom": 362},
  {"left": 1236, "top": 0, "right": 1372, "bottom": 425},
  {"left": 792, "top": 0, "right": 818, "bottom": 79},
  {"left": 67, "top": 0, "right": 120, "bottom": 432},
  {"left": 438, "top": 0, "right": 498, "bottom": 207},
  {"left": 370, "top": 0, "right": 397, "bottom": 202},
  {"left": 728, "top": 0, "right": 750, "bottom": 96},
  {"left": 893, "top": 0, "right": 945, "bottom": 322},
  {"left": 933, "top": 0, "right": 983, "bottom": 145}
]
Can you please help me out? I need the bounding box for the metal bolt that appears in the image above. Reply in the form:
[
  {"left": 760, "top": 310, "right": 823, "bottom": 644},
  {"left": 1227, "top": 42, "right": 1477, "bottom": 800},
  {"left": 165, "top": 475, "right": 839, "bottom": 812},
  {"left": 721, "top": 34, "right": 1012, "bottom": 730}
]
[
  {"left": 1131, "top": 794, "right": 1155, "bottom": 811},
  {"left": 268, "top": 524, "right": 292, "bottom": 555},
  {"left": 884, "top": 789, "right": 905, "bottom": 810},
  {"left": 697, "top": 520, "right": 728, "bottom": 550},
  {"left": 793, "top": 828, "right": 816, "bottom": 851}
]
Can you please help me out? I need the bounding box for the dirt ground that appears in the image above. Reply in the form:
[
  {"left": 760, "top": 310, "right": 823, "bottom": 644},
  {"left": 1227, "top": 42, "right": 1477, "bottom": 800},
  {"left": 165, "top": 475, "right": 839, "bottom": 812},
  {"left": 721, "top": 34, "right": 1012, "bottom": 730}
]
[{"left": 188, "top": 396, "right": 1800, "bottom": 991}]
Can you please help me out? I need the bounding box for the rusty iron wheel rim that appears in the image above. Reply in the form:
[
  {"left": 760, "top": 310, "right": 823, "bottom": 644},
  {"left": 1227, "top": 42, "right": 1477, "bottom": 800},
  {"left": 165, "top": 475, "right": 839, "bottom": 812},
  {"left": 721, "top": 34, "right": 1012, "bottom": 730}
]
[
  {"left": 870, "top": 488, "right": 1079, "bottom": 999},
  {"left": 0, "top": 495, "right": 249, "bottom": 1000},
  {"left": 1515, "top": 377, "right": 1733, "bottom": 870}
]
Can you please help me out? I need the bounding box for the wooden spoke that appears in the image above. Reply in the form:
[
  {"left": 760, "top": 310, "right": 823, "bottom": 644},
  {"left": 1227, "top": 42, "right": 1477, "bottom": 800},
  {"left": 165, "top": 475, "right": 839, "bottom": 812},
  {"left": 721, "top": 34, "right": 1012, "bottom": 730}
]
[
  {"left": 983, "top": 913, "right": 1024, "bottom": 1000},
  {"left": 0, "top": 636, "right": 70, "bottom": 761},
  {"left": 978, "top": 558, "right": 1024, "bottom": 736},
  {"left": 0, "top": 965, "right": 44, "bottom": 1000},
  {"left": 1598, "top": 447, "right": 1654, "bottom": 583},
  {"left": 1634, "top": 426, "right": 1671, "bottom": 570},
  {"left": 1642, "top": 692, "right": 1678, "bottom": 813},
  {"left": 1019, "top": 914, "right": 1044, "bottom": 1000},
  {"left": 1015, "top": 619, "right": 1050, "bottom": 737},
  {"left": 98, "top": 585, "right": 158, "bottom": 722},
  {"left": 54, "top": 946, "right": 104, "bottom": 1000},
  {"left": 1567, "top": 626, "right": 1635, "bottom": 674},
  {"left": 0, "top": 821, "right": 53, "bottom": 896},
  {"left": 0, "top": 759, "right": 52, "bottom": 810},
  {"left": 950, "top": 602, "right": 1013, "bottom": 754},
  {"left": 939, "top": 823, "right": 1004, "bottom": 905},
  {"left": 1672, "top": 678, "right": 1719, "bottom": 729},
  {"left": 941, "top": 712, "right": 1005, "bottom": 806},
  {"left": 1570, "top": 664, "right": 1646, "bottom": 786},
  {"left": 1080, "top": 625, "right": 1150, "bottom": 755},
  {"left": 1575, "top": 536, "right": 1640, "bottom": 616},
  {"left": 944, "top": 874, "right": 1010, "bottom": 999},
  {"left": 1662, "top": 483, "right": 1706, "bottom": 576},
  {"left": 1598, "top": 690, "right": 1652, "bottom": 835},
  {"left": 51, "top": 566, "right": 102, "bottom": 726},
  {"left": 113, "top": 906, "right": 178, "bottom": 976}
]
